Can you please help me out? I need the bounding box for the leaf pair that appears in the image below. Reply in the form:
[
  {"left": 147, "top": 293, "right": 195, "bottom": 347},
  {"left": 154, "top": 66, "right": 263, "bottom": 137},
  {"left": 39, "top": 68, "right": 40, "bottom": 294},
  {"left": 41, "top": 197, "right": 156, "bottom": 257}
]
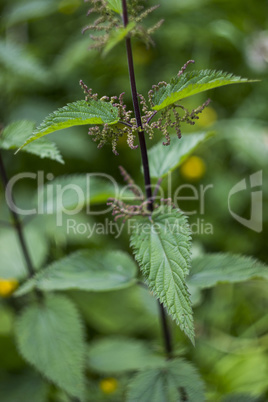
[{"left": 15, "top": 69, "right": 254, "bottom": 153}]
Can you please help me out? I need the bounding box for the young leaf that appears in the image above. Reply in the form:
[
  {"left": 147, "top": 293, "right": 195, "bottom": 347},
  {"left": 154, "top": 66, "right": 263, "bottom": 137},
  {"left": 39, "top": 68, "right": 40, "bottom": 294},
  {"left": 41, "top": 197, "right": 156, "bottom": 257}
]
[
  {"left": 88, "top": 337, "right": 164, "bottom": 374},
  {"left": 14, "top": 295, "right": 86, "bottom": 400},
  {"left": 0, "top": 121, "right": 64, "bottom": 164},
  {"left": 127, "top": 358, "right": 205, "bottom": 402},
  {"left": 152, "top": 70, "right": 257, "bottom": 111},
  {"left": 148, "top": 132, "right": 213, "bottom": 178},
  {"left": 130, "top": 205, "right": 194, "bottom": 343},
  {"left": 15, "top": 250, "right": 137, "bottom": 296},
  {"left": 17, "top": 100, "right": 119, "bottom": 151},
  {"left": 103, "top": 22, "right": 136, "bottom": 56},
  {"left": 106, "top": 0, "right": 123, "bottom": 14},
  {"left": 188, "top": 253, "right": 268, "bottom": 289}
]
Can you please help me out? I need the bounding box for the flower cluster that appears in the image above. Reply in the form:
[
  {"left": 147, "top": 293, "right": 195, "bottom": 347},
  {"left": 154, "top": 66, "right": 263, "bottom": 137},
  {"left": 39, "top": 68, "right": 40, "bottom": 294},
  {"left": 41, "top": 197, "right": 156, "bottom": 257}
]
[
  {"left": 144, "top": 98, "right": 211, "bottom": 146},
  {"left": 141, "top": 61, "right": 211, "bottom": 145},
  {"left": 80, "top": 59, "right": 211, "bottom": 154},
  {"left": 107, "top": 165, "right": 150, "bottom": 221},
  {"left": 80, "top": 80, "right": 140, "bottom": 155},
  {"left": 82, "top": 0, "right": 163, "bottom": 50}
]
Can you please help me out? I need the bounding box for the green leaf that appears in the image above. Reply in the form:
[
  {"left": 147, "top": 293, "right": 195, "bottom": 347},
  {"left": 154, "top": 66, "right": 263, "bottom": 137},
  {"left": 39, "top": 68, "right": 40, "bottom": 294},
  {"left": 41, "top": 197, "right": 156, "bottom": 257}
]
[
  {"left": 103, "top": 22, "right": 136, "bottom": 56},
  {"left": 36, "top": 174, "right": 131, "bottom": 214},
  {"left": 0, "top": 40, "right": 50, "bottom": 84},
  {"left": 0, "top": 224, "right": 48, "bottom": 281},
  {"left": 0, "top": 121, "right": 64, "bottom": 164},
  {"left": 71, "top": 286, "right": 159, "bottom": 336},
  {"left": 3, "top": 0, "right": 57, "bottom": 27},
  {"left": 130, "top": 206, "right": 194, "bottom": 343},
  {"left": 15, "top": 250, "right": 138, "bottom": 296},
  {"left": 223, "top": 395, "right": 260, "bottom": 402},
  {"left": 148, "top": 132, "right": 213, "bottom": 178},
  {"left": 216, "top": 119, "right": 268, "bottom": 167},
  {"left": 152, "top": 70, "right": 257, "bottom": 111},
  {"left": 14, "top": 295, "right": 86, "bottom": 399},
  {"left": 17, "top": 100, "right": 119, "bottom": 151},
  {"left": 188, "top": 253, "right": 268, "bottom": 289},
  {"left": 88, "top": 337, "right": 164, "bottom": 374},
  {"left": 106, "top": 0, "right": 122, "bottom": 14},
  {"left": 127, "top": 359, "right": 205, "bottom": 402}
]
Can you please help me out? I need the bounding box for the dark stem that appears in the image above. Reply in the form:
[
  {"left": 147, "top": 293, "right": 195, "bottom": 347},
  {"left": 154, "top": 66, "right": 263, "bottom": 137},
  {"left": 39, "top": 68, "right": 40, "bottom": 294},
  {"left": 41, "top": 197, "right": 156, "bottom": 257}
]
[
  {"left": 121, "top": 0, "right": 173, "bottom": 358},
  {"left": 0, "top": 151, "right": 35, "bottom": 278},
  {"left": 159, "top": 303, "right": 173, "bottom": 358},
  {"left": 122, "top": 1, "right": 152, "bottom": 210}
]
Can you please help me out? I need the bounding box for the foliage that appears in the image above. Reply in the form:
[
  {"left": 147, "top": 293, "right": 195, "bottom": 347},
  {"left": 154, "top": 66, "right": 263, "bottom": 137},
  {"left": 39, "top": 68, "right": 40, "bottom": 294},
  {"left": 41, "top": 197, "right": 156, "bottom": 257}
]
[
  {"left": 15, "top": 250, "right": 138, "bottom": 296},
  {"left": 17, "top": 100, "right": 119, "bottom": 151},
  {"left": 151, "top": 70, "right": 256, "bottom": 111},
  {"left": 14, "top": 295, "right": 86, "bottom": 399},
  {"left": 0, "top": 121, "right": 63, "bottom": 164},
  {"left": 0, "top": 0, "right": 267, "bottom": 400},
  {"left": 130, "top": 205, "right": 194, "bottom": 343},
  {"left": 188, "top": 253, "right": 268, "bottom": 289},
  {"left": 148, "top": 132, "right": 213, "bottom": 178},
  {"left": 87, "top": 337, "right": 164, "bottom": 373},
  {"left": 127, "top": 359, "right": 205, "bottom": 401}
]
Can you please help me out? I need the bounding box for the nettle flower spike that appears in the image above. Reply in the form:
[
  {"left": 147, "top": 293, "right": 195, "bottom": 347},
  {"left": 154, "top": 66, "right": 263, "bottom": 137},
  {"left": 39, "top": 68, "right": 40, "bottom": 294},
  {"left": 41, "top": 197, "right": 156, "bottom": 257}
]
[
  {"left": 83, "top": 0, "right": 164, "bottom": 51},
  {"left": 79, "top": 80, "right": 141, "bottom": 155},
  {"left": 107, "top": 165, "right": 150, "bottom": 222},
  {"left": 145, "top": 60, "right": 212, "bottom": 145}
]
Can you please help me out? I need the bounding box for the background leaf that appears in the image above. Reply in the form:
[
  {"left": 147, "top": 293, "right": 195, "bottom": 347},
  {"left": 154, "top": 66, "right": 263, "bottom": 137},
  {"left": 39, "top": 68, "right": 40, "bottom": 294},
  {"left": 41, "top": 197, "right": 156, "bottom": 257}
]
[
  {"left": 3, "top": 0, "right": 57, "bottom": 27},
  {"left": 0, "top": 40, "right": 50, "bottom": 84},
  {"left": 106, "top": 0, "right": 123, "bottom": 14},
  {"left": 18, "top": 100, "right": 119, "bottom": 150},
  {"left": 87, "top": 337, "right": 164, "bottom": 374},
  {"left": 71, "top": 286, "right": 159, "bottom": 337},
  {"left": 15, "top": 250, "right": 138, "bottom": 296},
  {"left": 130, "top": 206, "right": 194, "bottom": 343},
  {"left": 127, "top": 358, "right": 205, "bottom": 402},
  {"left": 0, "top": 224, "right": 48, "bottom": 280},
  {"left": 188, "top": 253, "right": 268, "bottom": 289},
  {"left": 0, "top": 121, "right": 64, "bottom": 163},
  {"left": 148, "top": 132, "right": 213, "bottom": 178},
  {"left": 152, "top": 70, "right": 256, "bottom": 111},
  {"left": 14, "top": 295, "right": 86, "bottom": 399},
  {"left": 36, "top": 174, "right": 131, "bottom": 214}
]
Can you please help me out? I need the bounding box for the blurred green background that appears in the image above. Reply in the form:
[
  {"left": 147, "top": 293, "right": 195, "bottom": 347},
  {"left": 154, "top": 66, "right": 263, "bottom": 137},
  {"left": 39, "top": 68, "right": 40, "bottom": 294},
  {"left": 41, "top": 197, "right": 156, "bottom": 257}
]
[{"left": 0, "top": 0, "right": 268, "bottom": 400}]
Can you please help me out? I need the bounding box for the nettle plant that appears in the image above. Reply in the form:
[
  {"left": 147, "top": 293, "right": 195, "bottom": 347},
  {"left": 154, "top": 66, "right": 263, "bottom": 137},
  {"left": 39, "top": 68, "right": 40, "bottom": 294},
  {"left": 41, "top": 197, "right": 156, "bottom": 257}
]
[{"left": 1, "top": 0, "right": 268, "bottom": 401}]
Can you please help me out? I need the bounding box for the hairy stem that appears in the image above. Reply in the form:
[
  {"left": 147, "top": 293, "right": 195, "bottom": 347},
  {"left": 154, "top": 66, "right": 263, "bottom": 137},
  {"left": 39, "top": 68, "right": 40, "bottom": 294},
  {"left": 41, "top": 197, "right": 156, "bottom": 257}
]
[
  {"left": 0, "top": 151, "right": 35, "bottom": 278},
  {"left": 121, "top": 0, "right": 173, "bottom": 358}
]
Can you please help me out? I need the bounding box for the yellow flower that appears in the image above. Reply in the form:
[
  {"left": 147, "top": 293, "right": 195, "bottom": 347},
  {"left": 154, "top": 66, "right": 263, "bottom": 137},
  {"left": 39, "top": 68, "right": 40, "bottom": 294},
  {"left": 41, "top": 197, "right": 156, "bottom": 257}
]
[
  {"left": 99, "top": 378, "right": 118, "bottom": 394},
  {"left": 0, "top": 278, "right": 19, "bottom": 297},
  {"left": 180, "top": 156, "right": 206, "bottom": 181},
  {"left": 197, "top": 106, "right": 217, "bottom": 127}
]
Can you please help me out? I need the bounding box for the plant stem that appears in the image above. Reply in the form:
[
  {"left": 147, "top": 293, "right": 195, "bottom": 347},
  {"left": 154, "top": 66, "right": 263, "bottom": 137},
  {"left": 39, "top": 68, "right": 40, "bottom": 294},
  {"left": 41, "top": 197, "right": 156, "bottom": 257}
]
[
  {"left": 121, "top": 0, "right": 173, "bottom": 358},
  {"left": 122, "top": 0, "right": 153, "bottom": 210},
  {"left": 0, "top": 151, "right": 35, "bottom": 278}
]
